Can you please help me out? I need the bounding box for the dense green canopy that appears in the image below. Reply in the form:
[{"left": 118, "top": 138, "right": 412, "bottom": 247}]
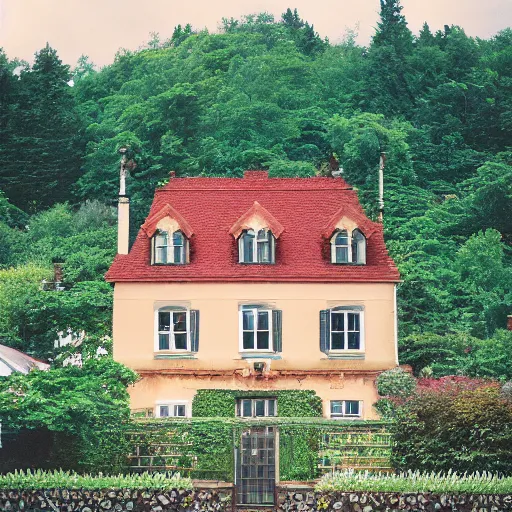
[{"left": 0, "top": 3, "right": 510, "bottom": 376}]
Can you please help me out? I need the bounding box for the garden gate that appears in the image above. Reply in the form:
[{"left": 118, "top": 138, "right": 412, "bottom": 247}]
[{"left": 235, "top": 426, "right": 276, "bottom": 506}]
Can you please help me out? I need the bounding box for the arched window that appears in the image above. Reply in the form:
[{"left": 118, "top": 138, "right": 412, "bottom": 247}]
[
  {"left": 331, "top": 230, "right": 350, "bottom": 263},
  {"left": 351, "top": 229, "right": 366, "bottom": 264},
  {"left": 153, "top": 230, "right": 188, "bottom": 264},
  {"left": 331, "top": 229, "right": 366, "bottom": 264},
  {"left": 239, "top": 228, "right": 275, "bottom": 263}
]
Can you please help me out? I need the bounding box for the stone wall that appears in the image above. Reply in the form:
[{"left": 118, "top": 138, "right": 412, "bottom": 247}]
[
  {"left": 277, "top": 486, "right": 512, "bottom": 512},
  {"left": 0, "top": 485, "right": 233, "bottom": 512}
]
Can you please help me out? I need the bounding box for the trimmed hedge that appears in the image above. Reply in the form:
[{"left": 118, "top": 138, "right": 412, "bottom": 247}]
[
  {"left": 316, "top": 470, "right": 512, "bottom": 494},
  {"left": 0, "top": 469, "right": 192, "bottom": 490}
]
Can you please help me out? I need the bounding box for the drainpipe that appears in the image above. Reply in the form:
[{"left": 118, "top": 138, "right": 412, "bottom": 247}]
[
  {"left": 117, "top": 147, "right": 130, "bottom": 255},
  {"left": 378, "top": 152, "right": 386, "bottom": 223}
]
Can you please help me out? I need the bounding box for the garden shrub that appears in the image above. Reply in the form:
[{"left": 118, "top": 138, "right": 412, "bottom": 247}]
[
  {"left": 391, "top": 379, "right": 512, "bottom": 474},
  {"left": 0, "top": 357, "right": 138, "bottom": 473},
  {"left": 501, "top": 381, "right": 512, "bottom": 402},
  {"left": 376, "top": 367, "right": 416, "bottom": 398}
]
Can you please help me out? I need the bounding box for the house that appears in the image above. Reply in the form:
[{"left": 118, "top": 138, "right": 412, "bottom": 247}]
[
  {"left": 106, "top": 170, "right": 400, "bottom": 421},
  {"left": 0, "top": 344, "right": 49, "bottom": 376}
]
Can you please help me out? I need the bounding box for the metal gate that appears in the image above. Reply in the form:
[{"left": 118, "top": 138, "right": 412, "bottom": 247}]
[{"left": 235, "top": 427, "right": 276, "bottom": 506}]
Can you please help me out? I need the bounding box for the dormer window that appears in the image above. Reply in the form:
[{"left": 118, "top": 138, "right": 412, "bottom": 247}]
[
  {"left": 152, "top": 230, "right": 188, "bottom": 264},
  {"left": 332, "top": 230, "right": 350, "bottom": 263},
  {"left": 331, "top": 229, "right": 366, "bottom": 264},
  {"left": 351, "top": 229, "right": 366, "bottom": 264},
  {"left": 239, "top": 228, "right": 275, "bottom": 264}
]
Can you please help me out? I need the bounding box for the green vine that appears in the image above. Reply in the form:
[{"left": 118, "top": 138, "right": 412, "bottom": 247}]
[{"left": 191, "top": 389, "right": 323, "bottom": 417}]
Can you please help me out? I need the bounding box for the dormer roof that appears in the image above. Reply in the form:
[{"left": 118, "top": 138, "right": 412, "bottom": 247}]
[
  {"left": 141, "top": 203, "right": 194, "bottom": 238},
  {"left": 229, "top": 201, "right": 284, "bottom": 239},
  {"left": 106, "top": 172, "right": 399, "bottom": 283}
]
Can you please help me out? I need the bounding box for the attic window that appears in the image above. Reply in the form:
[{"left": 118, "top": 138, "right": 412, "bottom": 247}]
[
  {"left": 239, "top": 228, "right": 275, "bottom": 264},
  {"left": 152, "top": 230, "right": 188, "bottom": 265},
  {"left": 331, "top": 229, "right": 366, "bottom": 264}
]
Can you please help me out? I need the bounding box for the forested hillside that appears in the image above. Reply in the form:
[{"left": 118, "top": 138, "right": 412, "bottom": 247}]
[{"left": 0, "top": 2, "right": 511, "bottom": 377}]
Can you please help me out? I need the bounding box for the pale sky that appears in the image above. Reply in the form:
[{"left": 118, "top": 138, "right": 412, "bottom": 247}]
[{"left": 0, "top": 0, "right": 511, "bottom": 67}]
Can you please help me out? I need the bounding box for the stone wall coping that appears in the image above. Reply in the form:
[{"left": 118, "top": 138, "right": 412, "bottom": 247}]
[{"left": 192, "top": 480, "right": 234, "bottom": 489}]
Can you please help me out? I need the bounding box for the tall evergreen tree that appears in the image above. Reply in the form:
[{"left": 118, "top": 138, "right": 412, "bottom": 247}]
[
  {"left": 0, "top": 44, "right": 84, "bottom": 210},
  {"left": 365, "top": 0, "right": 415, "bottom": 115}
]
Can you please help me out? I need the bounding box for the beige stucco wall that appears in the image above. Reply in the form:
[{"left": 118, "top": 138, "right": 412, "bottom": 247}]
[{"left": 113, "top": 282, "right": 397, "bottom": 419}]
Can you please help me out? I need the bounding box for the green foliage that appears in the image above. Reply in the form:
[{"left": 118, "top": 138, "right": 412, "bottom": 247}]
[
  {"left": 0, "top": 469, "right": 192, "bottom": 490},
  {"left": 0, "top": 358, "right": 138, "bottom": 472},
  {"left": 391, "top": 385, "right": 512, "bottom": 474},
  {"left": 400, "top": 330, "right": 512, "bottom": 380},
  {"left": 191, "top": 389, "right": 323, "bottom": 417},
  {"left": 376, "top": 368, "right": 417, "bottom": 399},
  {"left": 316, "top": 469, "right": 512, "bottom": 493}
]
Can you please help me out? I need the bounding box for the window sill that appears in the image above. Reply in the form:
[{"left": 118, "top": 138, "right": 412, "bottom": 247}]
[
  {"left": 154, "top": 352, "right": 196, "bottom": 360},
  {"left": 323, "top": 352, "right": 365, "bottom": 360},
  {"left": 331, "top": 262, "right": 366, "bottom": 266},
  {"left": 330, "top": 416, "right": 362, "bottom": 420},
  {"left": 238, "top": 352, "right": 282, "bottom": 360}
]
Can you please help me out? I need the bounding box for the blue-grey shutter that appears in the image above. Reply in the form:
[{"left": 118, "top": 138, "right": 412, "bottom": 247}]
[
  {"left": 320, "top": 310, "right": 330, "bottom": 354},
  {"left": 272, "top": 310, "right": 282, "bottom": 353},
  {"left": 190, "top": 310, "right": 200, "bottom": 352}
]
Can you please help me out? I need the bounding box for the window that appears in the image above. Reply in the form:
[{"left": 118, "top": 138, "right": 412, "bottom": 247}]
[
  {"left": 157, "top": 402, "right": 188, "bottom": 418},
  {"left": 156, "top": 307, "right": 199, "bottom": 352},
  {"left": 237, "top": 398, "right": 277, "bottom": 417},
  {"left": 331, "top": 229, "right": 366, "bottom": 264},
  {"left": 332, "top": 230, "right": 350, "bottom": 263},
  {"left": 239, "top": 228, "right": 275, "bottom": 263},
  {"left": 351, "top": 229, "right": 366, "bottom": 264},
  {"left": 239, "top": 306, "right": 282, "bottom": 353},
  {"left": 330, "top": 400, "right": 362, "bottom": 419},
  {"left": 320, "top": 307, "right": 364, "bottom": 353},
  {"left": 152, "top": 230, "right": 187, "bottom": 264}
]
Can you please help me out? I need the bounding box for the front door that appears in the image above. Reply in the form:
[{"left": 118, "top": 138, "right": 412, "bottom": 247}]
[{"left": 236, "top": 427, "right": 276, "bottom": 506}]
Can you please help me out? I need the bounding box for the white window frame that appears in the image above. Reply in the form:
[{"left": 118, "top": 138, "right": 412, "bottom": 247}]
[
  {"left": 239, "top": 228, "right": 275, "bottom": 264},
  {"left": 237, "top": 398, "right": 277, "bottom": 418},
  {"left": 155, "top": 308, "right": 191, "bottom": 352},
  {"left": 239, "top": 307, "right": 273, "bottom": 352},
  {"left": 329, "top": 309, "right": 364, "bottom": 352},
  {"left": 331, "top": 229, "right": 366, "bottom": 264},
  {"left": 153, "top": 230, "right": 187, "bottom": 265},
  {"left": 155, "top": 400, "right": 190, "bottom": 418},
  {"left": 351, "top": 229, "right": 366, "bottom": 264},
  {"left": 330, "top": 400, "right": 363, "bottom": 420}
]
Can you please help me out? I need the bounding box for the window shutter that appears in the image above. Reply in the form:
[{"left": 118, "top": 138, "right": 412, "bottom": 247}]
[
  {"left": 190, "top": 310, "right": 200, "bottom": 352},
  {"left": 320, "top": 310, "right": 330, "bottom": 354},
  {"left": 272, "top": 309, "right": 282, "bottom": 353}
]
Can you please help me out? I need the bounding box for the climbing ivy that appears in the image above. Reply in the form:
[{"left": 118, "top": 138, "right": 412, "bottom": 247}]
[{"left": 191, "top": 389, "right": 323, "bottom": 417}]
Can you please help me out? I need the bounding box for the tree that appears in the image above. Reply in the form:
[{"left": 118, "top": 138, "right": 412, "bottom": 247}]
[{"left": 0, "top": 44, "right": 84, "bottom": 210}]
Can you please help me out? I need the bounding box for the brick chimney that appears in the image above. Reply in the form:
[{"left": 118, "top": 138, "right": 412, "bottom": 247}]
[{"left": 508, "top": 315, "right": 512, "bottom": 331}]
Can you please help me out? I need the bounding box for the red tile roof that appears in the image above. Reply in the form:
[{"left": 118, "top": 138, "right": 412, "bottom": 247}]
[{"left": 105, "top": 172, "right": 399, "bottom": 283}]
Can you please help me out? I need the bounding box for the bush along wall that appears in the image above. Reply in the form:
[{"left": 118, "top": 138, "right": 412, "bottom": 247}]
[{"left": 191, "top": 389, "right": 323, "bottom": 481}]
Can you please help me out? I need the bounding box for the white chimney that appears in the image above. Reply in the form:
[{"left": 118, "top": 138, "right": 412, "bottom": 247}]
[
  {"left": 117, "top": 147, "right": 130, "bottom": 255},
  {"left": 378, "top": 152, "right": 386, "bottom": 223}
]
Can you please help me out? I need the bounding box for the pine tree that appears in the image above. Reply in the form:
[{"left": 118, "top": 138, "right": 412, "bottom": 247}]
[
  {"left": 0, "top": 44, "right": 84, "bottom": 210},
  {"left": 365, "top": 0, "right": 415, "bottom": 115}
]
